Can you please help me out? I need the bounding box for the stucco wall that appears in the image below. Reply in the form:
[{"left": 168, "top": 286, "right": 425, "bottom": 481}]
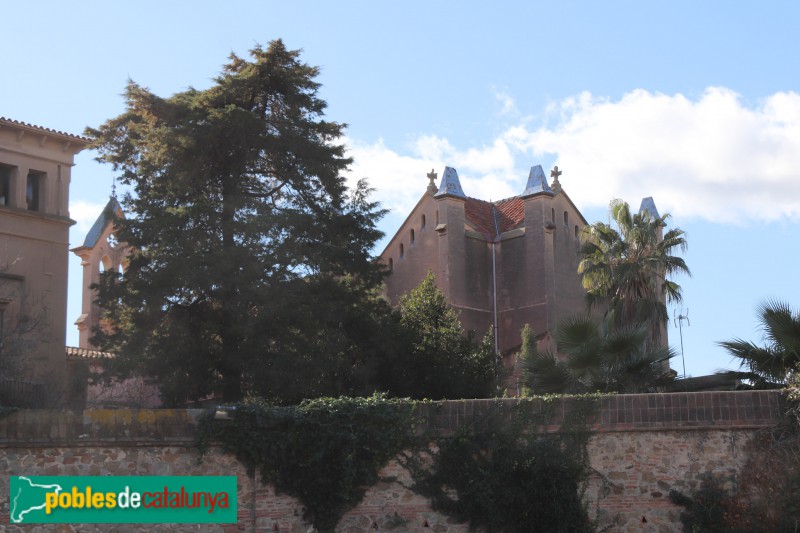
[{"left": 0, "top": 391, "right": 783, "bottom": 532}]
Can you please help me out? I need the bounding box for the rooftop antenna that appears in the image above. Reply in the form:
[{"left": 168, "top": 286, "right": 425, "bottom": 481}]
[{"left": 674, "top": 308, "right": 690, "bottom": 379}]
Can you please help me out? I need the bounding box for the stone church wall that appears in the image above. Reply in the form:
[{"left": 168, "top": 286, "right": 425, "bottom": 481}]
[{"left": 0, "top": 391, "right": 783, "bottom": 532}]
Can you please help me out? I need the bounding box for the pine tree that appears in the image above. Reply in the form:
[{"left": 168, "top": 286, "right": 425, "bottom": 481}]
[{"left": 88, "top": 41, "right": 387, "bottom": 404}]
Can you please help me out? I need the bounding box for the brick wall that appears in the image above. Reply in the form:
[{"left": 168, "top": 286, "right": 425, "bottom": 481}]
[{"left": 0, "top": 391, "right": 784, "bottom": 532}]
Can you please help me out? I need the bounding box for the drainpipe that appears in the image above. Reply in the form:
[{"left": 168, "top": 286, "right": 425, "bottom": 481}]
[
  {"left": 492, "top": 242, "right": 498, "bottom": 355},
  {"left": 491, "top": 206, "right": 501, "bottom": 356}
]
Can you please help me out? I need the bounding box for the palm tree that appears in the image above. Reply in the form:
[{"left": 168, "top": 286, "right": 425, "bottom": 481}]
[
  {"left": 578, "top": 199, "right": 690, "bottom": 346},
  {"left": 718, "top": 300, "right": 800, "bottom": 389},
  {"left": 521, "top": 315, "right": 675, "bottom": 394}
]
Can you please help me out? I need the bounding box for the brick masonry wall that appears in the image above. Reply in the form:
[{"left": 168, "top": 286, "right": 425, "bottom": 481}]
[{"left": 0, "top": 391, "right": 784, "bottom": 532}]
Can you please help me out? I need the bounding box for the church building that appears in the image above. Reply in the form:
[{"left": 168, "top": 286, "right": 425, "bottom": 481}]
[{"left": 380, "top": 165, "right": 589, "bottom": 360}]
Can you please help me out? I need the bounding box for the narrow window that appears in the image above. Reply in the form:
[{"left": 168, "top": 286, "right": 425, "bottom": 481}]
[
  {"left": 389, "top": 258, "right": 393, "bottom": 271},
  {"left": 26, "top": 172, "right": 41, "bottom": 211},
  {"left": 399, "top": 243, "right": 404, "bottom": 259},
  {"left": 551, "top": 207, "right": 555, "bottom": 222},
  {"left": 563, "top": 211, "right": 568, "bottom": 225},
  {"left": 410, "top": 228, "right": 415, "bottom": 245},
  {"left": 0, "top": 167, "right": 10, "bottom": 206},
  {"left": 435, "top": 210, "right": 439, "bottom": 225},
  {"left": 574, "top": 225, "right": 579, "bottom": 238},
  {"left": 421, "top": 214, "right": 426, "bottom": 229}
]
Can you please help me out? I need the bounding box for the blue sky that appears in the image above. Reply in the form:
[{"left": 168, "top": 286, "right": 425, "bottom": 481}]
[{"left": 3, "top": 1, "right": 799, "bottom": 378}]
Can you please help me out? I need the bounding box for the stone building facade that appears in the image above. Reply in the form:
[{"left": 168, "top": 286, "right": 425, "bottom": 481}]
[
  {"left": 380, "top": 165, "right": 589, "bottom": 360},
  {"left": 0, "top": 117, "right": 90, "bottom": 404}
]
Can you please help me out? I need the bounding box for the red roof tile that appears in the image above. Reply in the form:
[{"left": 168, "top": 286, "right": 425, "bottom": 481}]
[
  {"left": 0, "top": 117, "right": 92, "bottom": 143},
  {"left": 464, "top": 198, "right": 496, "bottom": 236},
  {"left": 495, "top": 197, "right": 524, "bottom": 232},
  {"left": 464, "top": 196, "right": 525, "bottom": 238}
]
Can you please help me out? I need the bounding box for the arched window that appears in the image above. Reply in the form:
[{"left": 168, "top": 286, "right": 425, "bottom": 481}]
[
  {"left": 551, "top": 208, "right": 555, "bottom": 223},
  {"left": 100, "top": 256, "right": 111, "bottom": 274},
  {"left": 389, "top": 258, "right": 393, "bottom": 271},
  {"left": 574, "top": 225, "right": 579, "bottom": 238},
  {"left": 410, "top": 229, "right": 415, "bottom": 245},
  {"left": 563, "top": 211, "right": 568, "bottom": 225},
  {"left": 421, "top": 214, "right": 426, "bottom": 229},
  {"left": 399, "top": 243, "right": 404, "bottom": 259}
]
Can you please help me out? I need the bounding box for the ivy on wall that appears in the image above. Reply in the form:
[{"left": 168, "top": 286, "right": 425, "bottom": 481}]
[
  {"left": 196, "top": 393, "right": 417, "bottom": 532},
  {"left": 196, "top": 395, "right": 603, "bottom": 533},
  {"left": 408, "top": 397, "right": 599, "bottom": 533}
]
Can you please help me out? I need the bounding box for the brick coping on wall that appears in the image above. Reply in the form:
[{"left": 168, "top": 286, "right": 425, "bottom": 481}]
[
  {"left": 420, "top": 390, "right": 783, "bottom": 434},
  {"left": 0, "top": 390, "right": 783, "bottom": 446}
]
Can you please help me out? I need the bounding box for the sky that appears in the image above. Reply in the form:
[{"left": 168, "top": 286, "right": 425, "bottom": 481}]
[{"left": 2, "top": 1, "right": 799, "bottom": 378}]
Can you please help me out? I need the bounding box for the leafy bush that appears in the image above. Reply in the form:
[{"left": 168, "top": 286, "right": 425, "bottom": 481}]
[{"left": 409, "top": 400, "right": 596, "bottom": 533}]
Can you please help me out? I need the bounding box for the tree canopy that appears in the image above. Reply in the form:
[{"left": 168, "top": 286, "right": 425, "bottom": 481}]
[
  {"left": 520, "top": 316, "right": 675, "bottom": 394},
  {"left": 381, "top": 272, "right": 501, "bottom": 399},
  {"left": 578, "top": 199, "right": 690, "bottom": 345},
  {"left": 718, "top": 299, "right": 800, "bottom": 389},
  {"left": 88, "top": 41, "right": 389, "bottom": 404}
]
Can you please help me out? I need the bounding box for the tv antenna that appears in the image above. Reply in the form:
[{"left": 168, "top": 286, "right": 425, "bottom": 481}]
[{"left": 674, "top": 308, "right": 690, "bottom": 379}]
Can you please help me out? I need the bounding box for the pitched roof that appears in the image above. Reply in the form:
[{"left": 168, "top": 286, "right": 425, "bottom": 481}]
[
  {"left": 81, "top": 196, "right": 123, "bottom": 248},
  {"left": 495, "top": 197, "right": 525, "bottom": 232},
  {"left": 0, "top": 117, "right": 92, "bottom": 144},
  {"left": 464, "top": 196, "right": 525, "bottom": 238}
]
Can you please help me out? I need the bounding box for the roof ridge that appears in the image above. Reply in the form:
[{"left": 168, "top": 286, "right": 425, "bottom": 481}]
[{"left": 465, "top": 195, "right": 521, "bottom": 205}]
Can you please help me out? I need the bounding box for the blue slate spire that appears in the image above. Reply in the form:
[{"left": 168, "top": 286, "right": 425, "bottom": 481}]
[
  {"left": 521, "top": 165, "right": 553, "bottom": 198},
  {"left": 639, "top": 196, "right": 661, "bottom": 219},
  {"left": 434, "top": 166, "right": 466, "bottom": 198},
  {"left": 81, "top": 196, "right": 123, "bottom": 247}
]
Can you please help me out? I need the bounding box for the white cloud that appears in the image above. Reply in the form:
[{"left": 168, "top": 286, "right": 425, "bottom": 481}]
[
  {"left": 70, "top": 200, "right": 106, "bottom": 238},
  {"left": 508, "top": 87, "right": 800, "bottom": 222},
  {"left": 345, "top": 135, "right": 519, "bottom": 216},
  {"left": 348, "top": 88, "right": 800, "bottom": 224},
  {"left": 492, "top": 87, "right": 518, "bottom": 116}
]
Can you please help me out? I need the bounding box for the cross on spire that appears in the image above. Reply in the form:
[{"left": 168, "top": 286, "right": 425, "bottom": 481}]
[
  {"left": 426, "top": 168, "right": 438, "bottom": 194},
  {"left": 550, "top": 165, "right": 562, "bottom": 192}
]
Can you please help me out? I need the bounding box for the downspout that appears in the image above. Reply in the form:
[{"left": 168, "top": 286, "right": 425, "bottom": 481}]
[{"left": 491, "top": 205, "right": 501, "bottom": 356}]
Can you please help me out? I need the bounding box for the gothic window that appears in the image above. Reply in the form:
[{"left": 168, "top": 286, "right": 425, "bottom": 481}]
[
  {"left": 551, "top": 207, "right": 555, "bottom": 223},
  {"left": 410, "top": 229, "right": 415, "bottom": 245},
  {"left": 563, "top": 211, "right": 568, "bottom": 225},
  {"left": 100, "top": 256, "right": 111, "bottom": 274},
  {"left": 399, "top": 243, "right": 404, "bottom": 259},
  {"left": 421, "top": 214, "right": 426, "bottom": 229},
  {"left": 574, "top": 225, "right": 579, "bottom": 238}
]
